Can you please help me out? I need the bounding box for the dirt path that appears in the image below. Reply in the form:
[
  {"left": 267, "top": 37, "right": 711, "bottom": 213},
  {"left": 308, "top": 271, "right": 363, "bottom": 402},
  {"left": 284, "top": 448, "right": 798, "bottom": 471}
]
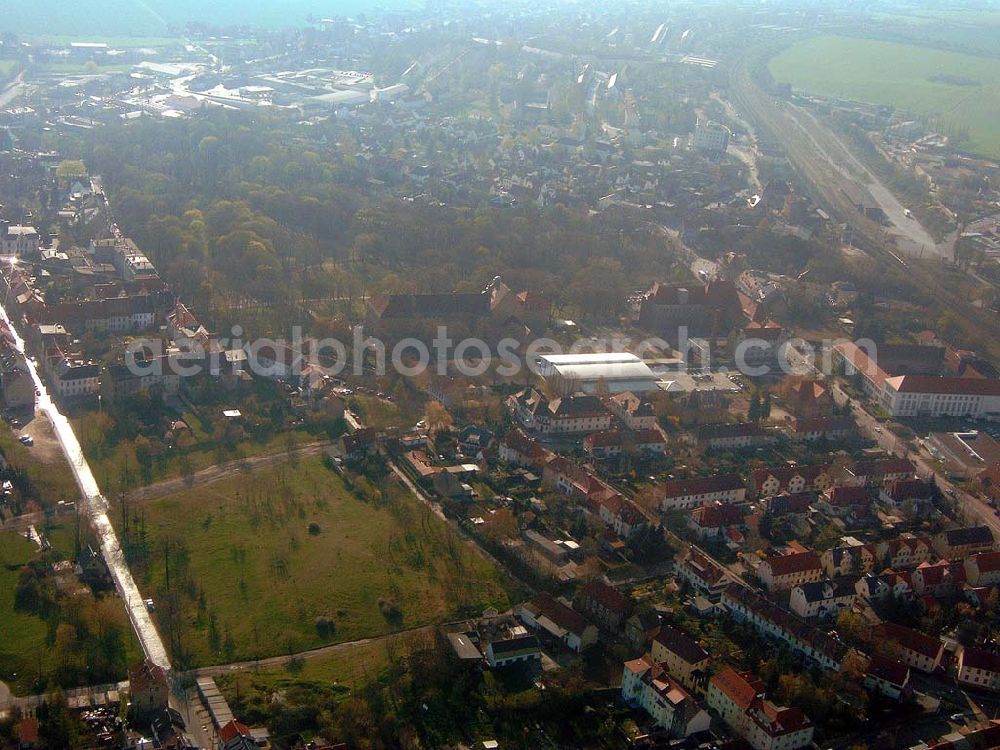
[
  {"left": 127, "top": 440, "right": 332, "bottom": 503},
  {"left": 183, "top": 624, "right": 437, "bottom": 678}
]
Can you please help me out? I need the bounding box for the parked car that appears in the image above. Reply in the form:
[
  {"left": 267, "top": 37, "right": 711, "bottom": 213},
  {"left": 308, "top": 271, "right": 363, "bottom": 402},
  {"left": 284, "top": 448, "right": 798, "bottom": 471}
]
[{"left": 18, "top": 435, "right": 33, "bottom": 446}]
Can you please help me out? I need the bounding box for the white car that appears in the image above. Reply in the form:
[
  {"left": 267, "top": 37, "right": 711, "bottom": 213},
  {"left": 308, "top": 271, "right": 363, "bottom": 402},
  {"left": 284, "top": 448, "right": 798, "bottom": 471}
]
[{"left": 18, "top": 435, "right": 33, "bottom": 446}]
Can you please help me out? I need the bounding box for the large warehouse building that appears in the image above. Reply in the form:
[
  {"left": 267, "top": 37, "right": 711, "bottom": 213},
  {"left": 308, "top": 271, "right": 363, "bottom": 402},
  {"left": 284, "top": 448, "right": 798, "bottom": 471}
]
[{"left": 535, "top": 352, "right": 660, "bottom": 395}]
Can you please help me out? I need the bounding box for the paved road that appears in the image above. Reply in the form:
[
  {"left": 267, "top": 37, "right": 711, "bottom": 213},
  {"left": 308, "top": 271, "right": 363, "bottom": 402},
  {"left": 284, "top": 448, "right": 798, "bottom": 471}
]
[
  {"left": 830, "top": 382, "right": 1000, "bottom": 537},
  {"left": 0, "top": 296, "right": 171, "bottom": 672},
  {"left": 127, "top": 440, "right": 331, "bottom": 503}
]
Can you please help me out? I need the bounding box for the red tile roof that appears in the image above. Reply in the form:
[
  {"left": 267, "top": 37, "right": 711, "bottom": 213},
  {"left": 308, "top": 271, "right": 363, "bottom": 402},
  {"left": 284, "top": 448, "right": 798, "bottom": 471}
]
[
  {"left": 764, "top": 551, "right": 822, "bottom": 577},
  {"left": 710, "top": 667, "right": 763, "bottom": 710},
  {"left": 660, "top": 474, "right": 745, "bottom": 498},
  {"left": 867, "top": 654, "right": 910, "bottom": 686},
  {"left": 875, "top": 622, "right": 942, "bottom": 660},
  {"left": 219, "top": 720, "right": 252, "bottom": 743}
]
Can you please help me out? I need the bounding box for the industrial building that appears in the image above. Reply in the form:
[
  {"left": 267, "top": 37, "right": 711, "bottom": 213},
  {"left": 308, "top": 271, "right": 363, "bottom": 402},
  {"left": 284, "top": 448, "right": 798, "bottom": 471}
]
[{"left": 535, "top": 352, "right": 660, "bottom": 395}]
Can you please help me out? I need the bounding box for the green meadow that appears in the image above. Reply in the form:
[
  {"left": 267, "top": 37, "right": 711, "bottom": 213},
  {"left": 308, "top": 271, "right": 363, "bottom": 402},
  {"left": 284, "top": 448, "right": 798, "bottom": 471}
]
[{"left": 769, "top": 35, "right": 1000, "bottom": 158}]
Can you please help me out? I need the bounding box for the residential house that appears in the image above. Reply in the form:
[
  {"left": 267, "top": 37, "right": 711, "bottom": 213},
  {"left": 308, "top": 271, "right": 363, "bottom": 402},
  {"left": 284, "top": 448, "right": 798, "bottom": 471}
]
[
  {"left": 821, "top": 545, "right": 876, "bottom": 578},
  {"left": 589, "top": 490, "right": 655, "bottom": 540},
  {"left": 575, "top": 580, "right": 632, "bottom": 632},
  {"left": 497, "top": 428, "right": 548, "bottom": 468},
  {"left": 458, "top": 425, "right": 494, "bottom": 458},
  {"left": 789, "top": 579, "right": 857, "bottom": 619},
  {"left": 876, "top": 535, "right": 935, "bottom": 570},
  {"left": 342, "top": 428, "right": 379, "bottom": 461},
  {"left": 219, "top": 720, "right": 256, "bottom": 750},
  {"left": 851, "top": 458, "right": 917, "bottom": 486},
  {"left": 786, "top": 379, "right": 833, "bottom": 418},
  {"left": 658, "top": 474, "right": 747, "bottom": 511},
  {"left": 911, "top": 560, "right": 966, "bottom": 598},
  {"left": 864, "top": 655, "right": 913, "bottom": 701},
  {"left": 965, "top": 551, "right": 1000, "bottom": 587},
  {"left": 696, "top": 422, "right": 777, "bottom": 450},
  {"left": 933, "top": 526, "right": 995, "bottom": 560},
  {"left": 790, "top": 416, "right": 855, "bottom": 442},
  {"left": 880, "top": 478, "right": 936, "bottom": 515},
  {"left": 516, "top": 592, "right": 598, "bottom": 652},
  {"left": 721, "top": 585, "right": 850, "bottom": 672},
  {"left": 676, "top": 546, "right": 730, "bottom": 599},
  {"left": 758, "top": 551, "right": 824, "bottom": 592},
  {"left": 608, "top": 391, "right": 658, "bottom": 430},
  {"left": 815, "top": 485, "right": 869, "bottom": 518},
  {"left": 976, "top": 462, "right": 1000, "bottom": 505},
  {"left": 707, "top": 667, "right": 815, "bottom": 750},
  {"left": 751, "top": 464, "right": 833, "bottom": 498},
  {"left": 688, "top": 502, "right": 744, "bottom": 541},
  {"left": 957, "top": 647, "right": 1000, "bottom": 692},
  {"left": 128, "top": 658, "right": 168, "bottom": 720},
  {"left": 650, "top": 625, "right": 710, "bottom": 695},
  {"left": 484, "top": 631, "right": 542, "bottom": 670},
  {"left": 874, "top": 622, "right": 944, "bottom": 674},
  {"left": 762, "top": 492, "right": 815, "bottom": 517},
  {"left": 522, "top": 531, "right": 568, "bottom": 564},
  {"left": 1, "top": 225, "right": 39, "bottom": 256},
  {"left": 622, "top": 656, "right": 712, "bottom": 737},
  {"left": 855, "top": 571, "right": 914, "bottom": 604},
  {"left": 508, "top": 388, "right": 612, "bottom": 434},
  {"left": 583, "top": 427, "right": 666, "bottom": 458}
]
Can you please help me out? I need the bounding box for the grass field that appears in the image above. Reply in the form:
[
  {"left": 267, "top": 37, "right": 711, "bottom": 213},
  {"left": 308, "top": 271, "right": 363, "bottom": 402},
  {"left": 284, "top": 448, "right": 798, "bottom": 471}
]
[
  {"left": 136, "top": 455, "right": 510, "bottom": 667},
  {"left": 217, "top": 628, "right": 433, "bottom": 703},
  {"left": 769, "top": 35, "right": 1000, "bottom": 158},
  {"left": 0, "top": 532, "right": 53, "bottom": 690},
  {"left": 0, "top": 425, "right": 79, "bottom": 508}
]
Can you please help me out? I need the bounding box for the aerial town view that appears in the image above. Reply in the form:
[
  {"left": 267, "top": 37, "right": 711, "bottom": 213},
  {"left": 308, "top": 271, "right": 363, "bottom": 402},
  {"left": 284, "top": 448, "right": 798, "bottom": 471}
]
[{"left": 1, "top": 0, "right": 1000, "bottom": 748}]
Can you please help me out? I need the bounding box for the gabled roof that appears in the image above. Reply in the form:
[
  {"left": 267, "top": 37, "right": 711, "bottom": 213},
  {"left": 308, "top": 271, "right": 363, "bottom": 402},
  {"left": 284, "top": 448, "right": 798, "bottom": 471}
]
[
  {"left": 219, "top": 719, "right": 252, "bottom": 743},
  {"left": 792, "top": 416, "right": 854, "bottom": 434},
  {"left": 969, "top": 551, "right": 1000, "bottom": 574},
  {"left": 875, "top": 622, "right": 942, "bottom": 660},
  {"left": 698, "top": 422, "right": 770, "bottom": 440},
  {"left": 884, "top": 478, "right": 933, "bottom": 501},
  {"left": 765, "top": 491, "right": 815, "bottom": 515},
  {"left": 942, "top": 525, "right": 994, "bottom": 548},
  {"left": 764, "top": 551, "right": 822, "bottom": 577},
  {"left": 525, "top": 592, "right": 593, "bottom": 637},
  {"left": 691, "top": 502, "right": 744, "bottom": 529},
  {"left": 680, "top": 546, "right": 728, "bottom": 587},
  {"left": 885, "top": 374, "right": 1000, "bottom": 396},
  {"left": 580, "top": 580, "right": 631, "bottom": 615},
  {"left": 961, "top": 646, "right": 1000, "bottom": 674},
  {"left": 752, "top": 464, "right": 831, "bottom": 489},
  {"left": 710, "top": 667, "right": 763, "bottom": 710},
  {"left": 654, "top": 625, "right": 709, "bottom": 665},
  {"left": 660, "top": 473, "right": 745, "bottom": 498}
]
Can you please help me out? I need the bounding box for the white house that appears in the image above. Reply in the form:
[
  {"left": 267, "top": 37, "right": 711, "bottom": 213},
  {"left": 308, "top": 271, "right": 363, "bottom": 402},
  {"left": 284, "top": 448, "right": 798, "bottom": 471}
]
[
  {"left": 789, "top": 579, "right": 857, "bottom": 619},
  {"left": 622, "top": 655, "right": 712, "bottom": 737}
]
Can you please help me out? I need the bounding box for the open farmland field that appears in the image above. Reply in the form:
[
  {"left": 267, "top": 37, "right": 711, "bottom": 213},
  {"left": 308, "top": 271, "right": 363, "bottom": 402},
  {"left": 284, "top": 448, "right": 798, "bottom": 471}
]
[
  {"left": 134, "top": 455, "right": 511, "bottom": 667},
  {"left": 769, "top": 35, "right": 1000, "bottom": 158}
]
